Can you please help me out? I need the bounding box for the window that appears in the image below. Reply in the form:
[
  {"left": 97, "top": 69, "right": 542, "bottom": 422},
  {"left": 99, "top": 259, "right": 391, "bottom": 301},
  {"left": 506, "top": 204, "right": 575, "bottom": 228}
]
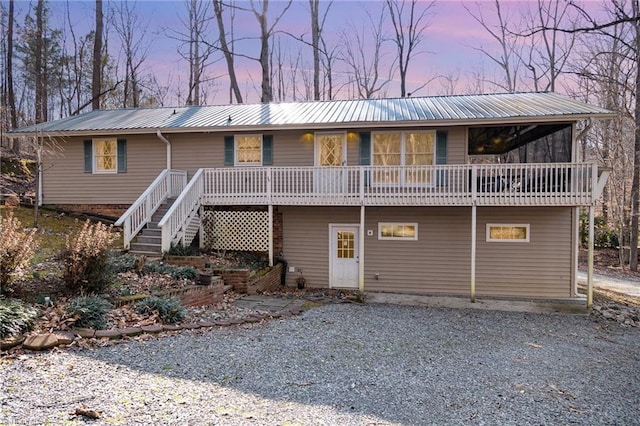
[
  {"left": 236, "top": 135, "right": 263, "bottom": 165},
  {"left": 94, "top": 139, "right": 117, "bottom": 173},
  {"left": 337, "top": 231, "right": 355, "bottom": 258},
  {"left": 378, "top": 223, "right": 418, "bottom": 240},
  {"left": 486, "top": 224, "right": 530, "bottom": 242},
  {"left": 316, "top": 133, "right": 345, "bottom": 166},
  {"left": 372, "top": 131, "right": 435, "bottom": 185}
]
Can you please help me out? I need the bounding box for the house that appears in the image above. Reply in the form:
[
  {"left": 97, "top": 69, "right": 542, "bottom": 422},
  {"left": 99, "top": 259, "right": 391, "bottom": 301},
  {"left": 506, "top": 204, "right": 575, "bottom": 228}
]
[{"left": 10, "top": 92, "right": 614, "bottom": 306}]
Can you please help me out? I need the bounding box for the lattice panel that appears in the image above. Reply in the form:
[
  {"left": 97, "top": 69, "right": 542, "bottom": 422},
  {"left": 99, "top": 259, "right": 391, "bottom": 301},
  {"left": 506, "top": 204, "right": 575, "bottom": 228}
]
[{"left": 202, "top": 210, "right": 268, "bottom": 251}]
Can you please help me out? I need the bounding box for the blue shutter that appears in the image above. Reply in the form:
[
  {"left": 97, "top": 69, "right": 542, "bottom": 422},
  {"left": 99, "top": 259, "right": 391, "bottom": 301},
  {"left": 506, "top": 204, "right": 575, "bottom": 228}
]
[
  {"left": 436, "top": 131, "right": 448, "bottom": 186},
  {"left": 263, "top": 135, "right": 273, "bottom": 165},
  {"left": 117, "top": 139, "right": 127, "bottom": 173},
  {"left": 360, "top": 132, "right": 371, "bottom": 187},
  {"left": 224, "top": 136, "right": 234, "bottom": 166},
  {"left": 359, "top": 132, "right": 371, "bottom": 165},
  {"left": 84, "top": 140, "right": 92, "bottom": 173},
  {"left": 436, "top": 131, "right": 447, "bottom": 164}
]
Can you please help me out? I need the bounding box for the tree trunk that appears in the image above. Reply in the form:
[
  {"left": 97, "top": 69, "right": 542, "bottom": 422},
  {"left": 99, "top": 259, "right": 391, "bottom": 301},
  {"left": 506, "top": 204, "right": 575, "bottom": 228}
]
[
  {"left": 7, "top": 0, "right": 17, "bottom": 129},
  {"left": 92, "top": 0, "right": 103, "bottom": 110},
  {"left": 310, "top": 0, "right": 320, "bottom": 100},
  {"left": 255, "top": 2, "right": 272, "bottom": 103},
  {"left": 213, "top": 0, "right": 243, "bottom": 103},
  {"left": 629, "top": 3, "right": 640, "bottom": 270},
  {"left": 35, "top": 0, "right": 44, "bottom": 123}
]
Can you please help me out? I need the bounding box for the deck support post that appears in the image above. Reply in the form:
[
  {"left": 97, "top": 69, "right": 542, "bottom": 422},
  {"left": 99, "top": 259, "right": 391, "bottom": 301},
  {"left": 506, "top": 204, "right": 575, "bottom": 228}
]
[
  {"left": 470, "top": 204, "right": 477, "bottom": 303},
  {"left": 587, "top": 205, "right": 595, "bottom": 309},
  {"left": 268, "top": 204, "right": 274, "bottom": 267},
  {"left": 359, "top": 205, "right": 365, "bottom": 293}
]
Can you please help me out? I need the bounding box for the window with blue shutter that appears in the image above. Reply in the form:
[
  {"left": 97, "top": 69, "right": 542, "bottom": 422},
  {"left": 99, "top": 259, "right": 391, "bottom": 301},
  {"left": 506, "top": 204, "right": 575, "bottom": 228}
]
[
  {"left": 436, "top": 131, "right": 448, "bottom": 186},
  {"left": 84, "top": 140, "right": 93, "bottom": 173},
  {"left": 224, "top": 136, "right": 234, "bottom": 166},
  {"left": 263, "top": 135, "right": 273, "bottom": 165},
  {"left": 360, "top": 132, "right": 371, "bottom": 187},
  {"left": 117, "top": 139, "right": 127, "bottom": 173}
]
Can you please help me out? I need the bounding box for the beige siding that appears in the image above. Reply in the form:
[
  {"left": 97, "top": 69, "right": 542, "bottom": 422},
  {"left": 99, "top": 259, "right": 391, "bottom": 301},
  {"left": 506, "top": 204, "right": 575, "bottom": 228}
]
[
  {"left": 446, "top": 127, "right": 467, "bottom": 164},
  {"left": 170, "top": 133, "right": 224, "bottom": 174},
  {"left": 43, "top": 135, "right": 166, "bottom": 205},
  {"left": 281, "top": 205, "right": 574, "bottom": 298},
  {"left": 363, "top": 207, "right": 472, "bottom": 294},
  {"left": 43, "top": 127, "right": 468, "bottom": 206},
  {"left": 281, "top": 206, "right": 360, "bottom": 287},
  {"left": 475, "top": 207, "right": 573, "bottom": 298}
]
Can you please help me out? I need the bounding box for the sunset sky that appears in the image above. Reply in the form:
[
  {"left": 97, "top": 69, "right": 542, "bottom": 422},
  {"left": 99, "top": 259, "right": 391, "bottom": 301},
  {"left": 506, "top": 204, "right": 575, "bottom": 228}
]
[{"left": 10, "top": 0, "right": 609, "bottom": 105}]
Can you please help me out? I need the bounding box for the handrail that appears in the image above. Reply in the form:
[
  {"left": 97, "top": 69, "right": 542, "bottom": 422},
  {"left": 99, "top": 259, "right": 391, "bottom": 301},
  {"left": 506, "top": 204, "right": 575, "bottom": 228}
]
[
  {"left": 197, "top": 162, "right": 599, "bottom": 207},
  {"left": 158, "top": 168, "right": 204, "bottom": 252},
  {"left": 115, "top": 169, "right": 187, "bottom": 249}
]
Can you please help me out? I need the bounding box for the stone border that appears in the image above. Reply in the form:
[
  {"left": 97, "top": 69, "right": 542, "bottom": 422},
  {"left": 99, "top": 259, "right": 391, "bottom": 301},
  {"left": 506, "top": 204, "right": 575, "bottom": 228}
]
[{"left": 1, "top": 304, "right": 304, "bottom": 352}]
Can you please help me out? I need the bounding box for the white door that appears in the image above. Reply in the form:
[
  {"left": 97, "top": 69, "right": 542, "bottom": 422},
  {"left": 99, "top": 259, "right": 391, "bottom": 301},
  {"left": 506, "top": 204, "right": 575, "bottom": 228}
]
[
  {"left": 330, "top": 225, "right": 359, "bottom": 289},
  {"left": 315, "top": 133, "right": 346, "bottom": 194}
]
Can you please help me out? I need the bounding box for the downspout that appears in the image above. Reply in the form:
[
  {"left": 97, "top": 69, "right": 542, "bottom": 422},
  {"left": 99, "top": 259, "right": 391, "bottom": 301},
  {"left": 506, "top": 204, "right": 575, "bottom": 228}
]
[{"left": 156, "top": 129, "right": 172, "bottom": 169}]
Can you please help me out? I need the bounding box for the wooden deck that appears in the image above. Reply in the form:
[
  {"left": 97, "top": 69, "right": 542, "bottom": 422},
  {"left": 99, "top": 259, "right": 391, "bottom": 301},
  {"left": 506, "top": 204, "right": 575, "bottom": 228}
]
[{"left": 117, "top": 162, "right": 609, "bottom": 252}]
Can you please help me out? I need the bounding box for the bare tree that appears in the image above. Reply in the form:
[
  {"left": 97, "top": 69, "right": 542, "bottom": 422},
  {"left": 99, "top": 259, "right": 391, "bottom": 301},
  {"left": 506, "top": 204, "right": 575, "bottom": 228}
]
[
  {"left": 92, "top": 0, "right": 102, "bottom": 110},
  {"left": 521, "top": 0, "right": 577, "bottom": 92},
  {"left": 385, "top": 0, "right": 435, "bottom": 97},
  {"left": 249, "top": 0, "right": 293, "bottom": 103},
  {"left": 463, "top": 0, "right": 522, "bottom": 93},
  {"left": 112, "top": 0, "right": 151, "bottom": 108},
  {"left": 212, "top": 0, "right": 243, "bottom": 103},
  {"left": 340, "top": 7, "right": 394, "bottom": 99},
  {"left": 6, "top": 0, "right": 17, "bottom": 129}
]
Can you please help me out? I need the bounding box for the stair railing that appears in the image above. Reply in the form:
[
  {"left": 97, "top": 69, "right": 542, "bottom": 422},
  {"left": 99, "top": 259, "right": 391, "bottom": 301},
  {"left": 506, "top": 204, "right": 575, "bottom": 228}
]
[
  {"left": 158, "top": 168, "right": 204, "bottom": 253},
  {"left": 115, "top": 169, "right": 188, "bottom": 249}
]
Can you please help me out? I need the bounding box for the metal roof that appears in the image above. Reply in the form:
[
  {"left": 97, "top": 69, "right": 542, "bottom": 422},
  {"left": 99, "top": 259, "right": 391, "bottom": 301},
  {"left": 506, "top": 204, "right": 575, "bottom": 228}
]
[{"left": 10, "top": 92, "right": 615, "bottom": 136}]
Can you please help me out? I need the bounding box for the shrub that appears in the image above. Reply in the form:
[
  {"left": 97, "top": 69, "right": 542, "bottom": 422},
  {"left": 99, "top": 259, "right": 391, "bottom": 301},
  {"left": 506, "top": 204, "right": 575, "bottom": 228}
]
[
  {"left": 65, "top": 296, "right": 113, "bottom": 330},
  {"left": 134, "top": 296, "right": 185, "bottom": 324},
  {"left": 0, "top": 213, "right": 38, "bottom": 294},
  {"left": 143, "top": 262, "right": 197, "bottom": 281},
  {"left": 579, "top": 214, "right": 619, "bottom": 249},
  {"left": 0, "top": 298, "right": 40, "bottom": 338},
  {"left": 61, "top": 220, "right": 118, "bottom": 293},
  {"left": 109, "top": 252, "right": 137, "bottom": 274},
  {"left": 167, "top": 243, "right": 200, "bottom": 256}
]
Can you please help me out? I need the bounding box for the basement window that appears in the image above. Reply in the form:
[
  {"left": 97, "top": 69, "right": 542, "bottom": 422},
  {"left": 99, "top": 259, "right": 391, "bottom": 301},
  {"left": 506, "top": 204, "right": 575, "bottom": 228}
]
[
  {"left": 486, "top": 224, "right": 530, "bottom": 242},
  {"left": 378, "top": 223, "right": 418, "bottom": 240}
]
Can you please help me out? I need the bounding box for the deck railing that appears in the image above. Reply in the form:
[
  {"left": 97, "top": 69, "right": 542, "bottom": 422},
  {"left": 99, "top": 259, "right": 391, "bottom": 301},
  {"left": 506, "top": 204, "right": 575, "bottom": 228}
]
[
  {"left": 115, "top": 169, "right": 187, "bottom": 249},
  {"left": 158, "top": 168, "right": 204, "bottom": 252},
  {"left": 198, "top": 163, "right": 600, "bottom": 207}
]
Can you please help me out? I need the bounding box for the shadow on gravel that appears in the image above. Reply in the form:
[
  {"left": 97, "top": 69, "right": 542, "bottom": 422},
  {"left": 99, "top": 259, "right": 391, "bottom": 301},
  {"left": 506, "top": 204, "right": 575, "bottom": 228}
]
[{"left": 77, "top": 303, "right": 640, "bottom": 425}]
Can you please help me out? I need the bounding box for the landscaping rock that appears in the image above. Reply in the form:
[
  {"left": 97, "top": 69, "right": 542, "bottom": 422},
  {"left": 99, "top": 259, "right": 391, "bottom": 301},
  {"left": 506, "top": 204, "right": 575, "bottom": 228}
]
[
  {"left": 72, "top": 328, "right": 95, "bottom": 338},
  {"left": 119, "top": 327, "right": 143, "bottom": 337},
  {"left": 22, "top": 334, "right": 59, "bottom": 351},
  {"left": 95, "top": 329, "right": 122, "bottom": 340},
  {"left": 162, "top": 324, "right": 182, "bottom": 332},
  {"left": 52, "top": 330, "right": 75, "bottom": 346},
  {"left": 180, "top": 323, "right": 201, "bottom": 330},
  {"left": 0, "top": 334, "right": 25, "bottom": 350},
  {"left": 141, "top": 325, "right": 164, "bottom": 334}
]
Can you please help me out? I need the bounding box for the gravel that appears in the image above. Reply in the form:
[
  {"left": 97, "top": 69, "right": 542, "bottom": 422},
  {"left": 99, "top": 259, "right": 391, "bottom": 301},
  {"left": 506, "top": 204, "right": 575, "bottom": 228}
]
[{"left": 1, "top": 302, "right": 639, "bottom": 425}]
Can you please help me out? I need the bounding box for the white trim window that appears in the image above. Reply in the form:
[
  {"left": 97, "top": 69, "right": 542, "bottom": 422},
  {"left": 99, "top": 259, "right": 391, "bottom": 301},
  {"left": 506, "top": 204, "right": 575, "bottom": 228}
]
[
  {"left": 94, "top": 138, "right": 117, "bottom": 173},
  {"left": 315, "top": 132, "right": 346, "bottom": 166},
  {"left": 486, "top": 224, "right": 530, "bottom": 242},
  {"left": 235, "top": 135, "right": 263, "bottom": 166},
  {"left": 378, "top": 222, "right": 418, "bottom": 240},
  {"left": 372, "top": 131, "right": 435, "bottom": 185}
]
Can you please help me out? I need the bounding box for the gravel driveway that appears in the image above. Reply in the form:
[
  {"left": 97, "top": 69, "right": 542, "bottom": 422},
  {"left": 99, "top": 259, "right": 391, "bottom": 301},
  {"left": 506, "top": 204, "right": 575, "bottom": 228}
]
[{"left": 1, "top": 302, "right": 639, "bottom": 425}]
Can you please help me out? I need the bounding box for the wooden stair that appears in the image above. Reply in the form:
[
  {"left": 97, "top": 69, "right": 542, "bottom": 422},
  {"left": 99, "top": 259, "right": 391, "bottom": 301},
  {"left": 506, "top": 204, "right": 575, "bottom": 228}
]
[{"left": 129, "top": 198, "right": 176, "bottom": 256}]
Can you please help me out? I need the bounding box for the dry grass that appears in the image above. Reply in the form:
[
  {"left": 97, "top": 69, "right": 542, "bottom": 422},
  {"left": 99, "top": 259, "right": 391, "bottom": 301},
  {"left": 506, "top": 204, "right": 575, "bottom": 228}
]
[
  {"left": 577, "top": 284, "right": 640, "bottom": 308},
  {"left": 0, "top": 205, "right": 121, "bottom": 265}
]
